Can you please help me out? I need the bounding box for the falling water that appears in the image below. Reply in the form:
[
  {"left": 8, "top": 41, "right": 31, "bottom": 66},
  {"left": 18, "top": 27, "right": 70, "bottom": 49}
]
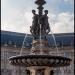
[
  {"left": 20, "top": 34, "right": 28, "bottom": 55},
  {"left": 3, "top": 50, "right": 6, "bottom": 75},
  {"left": 13, "top": 66, "right": 16, "bottom": 75},
  {"left": 39, "top": 24, "right": 43, "bottom": 55},
  {"left": 60, "top": 67, "right": 65, "bottom": 75},
  {"left": 50, "top": 29, "right": 59, "bottom": 56}
]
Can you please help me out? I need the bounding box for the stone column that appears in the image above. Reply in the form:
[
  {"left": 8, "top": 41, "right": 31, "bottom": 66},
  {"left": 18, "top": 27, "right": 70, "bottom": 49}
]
[
  {"left": 44, "top": 67, "right": 52, "bottom": 75},
  {"left": 27, "top": 66, "right": 53, "bottom": 75},
  {"left": 29, "top": 68, "right": 36, "bottom": 75}
]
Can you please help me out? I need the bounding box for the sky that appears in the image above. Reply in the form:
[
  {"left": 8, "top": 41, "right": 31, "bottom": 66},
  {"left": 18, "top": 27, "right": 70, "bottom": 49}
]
[{"left": 1, "top": 0, "right": 74, "bottom": 34}]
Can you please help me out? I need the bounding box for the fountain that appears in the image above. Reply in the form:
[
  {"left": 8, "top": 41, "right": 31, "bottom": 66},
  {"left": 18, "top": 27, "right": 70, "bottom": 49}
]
[{"left": 8, "top": 0, "right": 72, "bottom": 75}]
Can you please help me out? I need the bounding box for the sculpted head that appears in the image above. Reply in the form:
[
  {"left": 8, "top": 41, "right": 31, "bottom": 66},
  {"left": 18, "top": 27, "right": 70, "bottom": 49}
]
[
  {"left": 32, "top": 10, "right": 36, "bottom": 15},
  {"left": 44, "top": 10, "right": 48, "bottom": 14}
]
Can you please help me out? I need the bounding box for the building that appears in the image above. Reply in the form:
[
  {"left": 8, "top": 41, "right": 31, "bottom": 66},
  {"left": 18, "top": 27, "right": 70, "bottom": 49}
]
[{"left": 1, "top": 30, "right": 74, "bottom": 75}]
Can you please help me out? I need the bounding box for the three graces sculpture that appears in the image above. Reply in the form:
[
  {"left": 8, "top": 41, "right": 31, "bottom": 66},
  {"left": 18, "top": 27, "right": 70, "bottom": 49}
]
[{"left": 30, "top": 0, "right": 50, "bottom": 39}]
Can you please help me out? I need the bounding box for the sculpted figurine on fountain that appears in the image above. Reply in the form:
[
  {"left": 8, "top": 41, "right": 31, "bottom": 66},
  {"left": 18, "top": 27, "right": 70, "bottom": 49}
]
[{"left": 30, "top": 9, "right": 50, "bottom": 39}]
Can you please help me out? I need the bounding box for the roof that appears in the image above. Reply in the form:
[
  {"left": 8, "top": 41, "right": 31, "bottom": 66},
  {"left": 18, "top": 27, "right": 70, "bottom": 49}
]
[{"left": 1, "top": 30, "right": 74, "bottom": 47}]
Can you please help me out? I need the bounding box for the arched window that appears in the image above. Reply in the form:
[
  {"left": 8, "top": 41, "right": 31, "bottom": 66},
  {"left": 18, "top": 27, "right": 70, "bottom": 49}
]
[
  {"left": 8, "top": 41, "right": 12, "bottom": 45},
  {"left": 26, "top": 70, "right": 30, "bottom": 75},
  {"left": 4, "top": 42, "right": 8, "bottom": 46},
  {"left": 50, "top": 70, "right": 54, "bottom": 75}
]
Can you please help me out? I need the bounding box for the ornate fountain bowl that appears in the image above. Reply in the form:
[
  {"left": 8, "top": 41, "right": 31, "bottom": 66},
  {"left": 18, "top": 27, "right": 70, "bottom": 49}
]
[{"left": 9, "top": 55, "right": 71, "bottom": 67}]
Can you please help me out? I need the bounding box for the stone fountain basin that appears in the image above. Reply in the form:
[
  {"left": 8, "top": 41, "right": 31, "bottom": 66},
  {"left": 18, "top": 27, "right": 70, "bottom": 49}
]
[{"left": 9, "top": 55, "right": 71, "bottom": 67}]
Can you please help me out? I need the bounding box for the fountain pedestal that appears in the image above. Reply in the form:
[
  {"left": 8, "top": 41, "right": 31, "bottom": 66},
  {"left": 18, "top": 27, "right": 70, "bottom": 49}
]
[
  {"left": 27, "top": 66, "right": 53, "bottom": 75},
  {"left": 31, "top": 39, "right": 50, "bottom": 55}
]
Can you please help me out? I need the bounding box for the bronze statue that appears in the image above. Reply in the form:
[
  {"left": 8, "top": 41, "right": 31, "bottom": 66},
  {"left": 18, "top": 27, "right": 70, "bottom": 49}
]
[
  {"left": 43, "top": 10, "right": 50, "bottom": 34},
  {"left": 38, "top": 10, "right": 50, "bottom": 35},
  {"left": 30, "top": 10, "right": 39, "bottom": 38},
  {"left": 30, "top": 2, "right": 50, "bottom": 39}
]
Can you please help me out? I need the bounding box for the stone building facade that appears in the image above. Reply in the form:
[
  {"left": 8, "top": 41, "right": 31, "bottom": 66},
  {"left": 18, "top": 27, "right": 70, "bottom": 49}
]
[{"left": 1, "top": 31, "right": 74, "bottom": 75}]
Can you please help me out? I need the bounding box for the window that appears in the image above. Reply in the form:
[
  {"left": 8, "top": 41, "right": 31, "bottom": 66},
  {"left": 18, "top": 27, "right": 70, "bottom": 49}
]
[{"left": 1, "top": 69, "right": 12, "bottom": 75}]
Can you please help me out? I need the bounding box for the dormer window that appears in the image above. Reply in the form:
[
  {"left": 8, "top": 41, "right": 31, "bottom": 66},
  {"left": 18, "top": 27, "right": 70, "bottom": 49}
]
[
  {"left": 26, "top": 43, "right": 30, "bottom": 47},
  {"left": 4, "top": 42, "right": 8, "bottom": 46},
  {"left": 8, "top": 41, "right": 12, "bottom": 45},
  {"left": 14, "top": 43, "right": 17, "bottom": 47},
  {"left": 71, "top": 41, "right": 74, "bottom": 47}
]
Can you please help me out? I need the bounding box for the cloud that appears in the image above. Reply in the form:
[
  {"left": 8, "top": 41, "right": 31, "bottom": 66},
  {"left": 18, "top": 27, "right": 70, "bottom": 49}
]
[
  {"left": 1, "top": 0, "right": 74, "bottom": 34},
  {"left": 1, "top": 0, "right": 34, "bottom": 33},
  {"left": 1, "top": 10, "right": 32, "bottom": 33},
  {"left": 1, "top": 11, "right": 74, "bottom": 34},
  {"left": 24, "top": 12, "right": 33, "bottom": 26},
  {"left": 64, "top": 0, "right": 74, "bottom": 4},
  {"left": 49, "top": 12, "right": 74, "bottom": 33}
]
